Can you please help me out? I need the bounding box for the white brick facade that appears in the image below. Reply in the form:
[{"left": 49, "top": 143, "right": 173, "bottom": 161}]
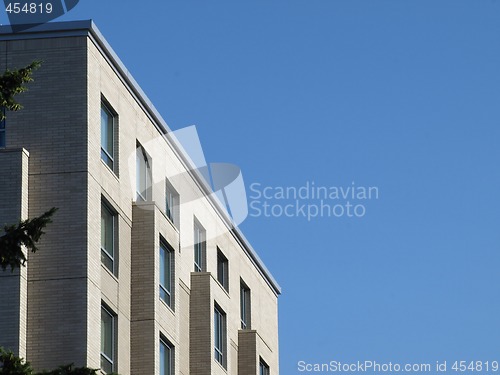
[{"left": 0, "top": 21, "right": 280, "bottom": 375}]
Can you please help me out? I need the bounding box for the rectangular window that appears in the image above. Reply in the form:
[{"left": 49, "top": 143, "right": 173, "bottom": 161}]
[
  {"left": 214, "top": 304, "right": 226, "bottom": 368},
  {"left": 165, "top": 181, "right": 179, "bottom": 228},
  {"left": 101, "top": 201, "right": 116, "bottom": 274},
  {"left": 217, "top": 248, "right": 228, "bottom": 291},
  {"left": 101, "top": 305, "right": 115, "bottom": 374},
  {"left": 193, "top": 221, "right": 205, "bottom": 272},
  {"left": 160, "top": 239, "right": 173, "bottom": 308},
  {"left": 260, "top": 358, "right": 270, "bottom": 375},
  {"left": 240, "top": 280, "right": 251, "bottom": 329},
  {"left": 160, "top": 338, "right": 173, "bottom": 375},
  {"left": 101, "top": 101, "right": 115, "bottom": 170},
  {"left": 136, "top": 143, "right": 151, "bottom": 201}
]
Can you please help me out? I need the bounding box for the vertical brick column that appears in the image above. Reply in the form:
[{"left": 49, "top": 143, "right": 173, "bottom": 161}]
[
  {"left": 190, "top": 272, "right": 213, "bottom": 375},
  {"left": 130, "top": 204, "right": 156, "bottom": 375},
  {"left": 238, "top": 330, "right": 258, "bottom": 375},
  {"left": 0, "top": 148, "right": 29, "bottom": 357}
]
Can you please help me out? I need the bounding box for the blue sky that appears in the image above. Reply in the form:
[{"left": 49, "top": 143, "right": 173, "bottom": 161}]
[{"left": 7, "top": 1, "right": 500, "bottom": 373}]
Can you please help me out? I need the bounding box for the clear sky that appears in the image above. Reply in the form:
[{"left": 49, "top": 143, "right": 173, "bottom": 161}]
[{"left": 6, "top": 1, "right": 500, "bottom": 373}]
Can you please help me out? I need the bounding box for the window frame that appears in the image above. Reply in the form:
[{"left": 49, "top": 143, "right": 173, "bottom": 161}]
[
  {"left": 160, "top": 337, "right": 174, "bottom": 375},
  {"left": 165, "top": 180, "right": 179, "bottom": 228},
  {"left": 217, "top": 248, "right": 229, "bottom": 292},
  {"left": 136, "top": 143, "right": 152, "bottom": 202},
  {"left": 101, "top": 201, "right": 117, "bottom": 275},
  {"left": 100, "top": 100, "right": 116, "bottom": 172},
  {"left": 214, "top": 303, "right": 227, "bottom": 368},
  {"left": 160, "top": 238, "right": 174, "bottom": 308},
  {"left": 101, "top": 304, "right": 116, "bottom": 374},
  {"left": 193, "top": 220, "right": 206, "bottom": 272},
  {"left": 259, "top": 357, "right": 270, "bottom": 375},
  {"left": 240, "top": 279, "right": 251, "bottom": 329}
]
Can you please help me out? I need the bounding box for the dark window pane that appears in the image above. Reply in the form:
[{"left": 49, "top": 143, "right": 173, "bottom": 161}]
[
  {"left": 194, "top": 224, "right": 204, "bottom": 272},
  {"left": 101, "top": 104, "right": 114, "bottom": 170},
  {"left": 136, "top": 146, "right": 151, "bottom": 201},
  {"left": 160, "top": 242, "right": 172, "bottom": 307},
  {"left": 160, "top": 340, "right": 172, "bottom": 375},
  {"left": 101, "top": 203, "right": 115, "bottom": 273},
  {"left": 101, "top": 306, "right": 114, "bottom": 373},
  {"left": 217, "top": 251, "right": 228, "bottom": 291},
  {"left": 241, "top": 282, "right": 250, "bottom": 329},
  {"left": 101, "top": 250, "right": 113, "bottom": 271},
  {"left": 214, "top": 306, "right": 225, "bottom": 366}
]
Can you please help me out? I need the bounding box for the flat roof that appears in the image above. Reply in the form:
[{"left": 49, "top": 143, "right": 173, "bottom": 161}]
[{"left": 0, "top": 20, "right": 281, "bottom": 295}]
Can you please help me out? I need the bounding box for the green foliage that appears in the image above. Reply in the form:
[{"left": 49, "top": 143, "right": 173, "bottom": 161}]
[
  {"left": 0, "top": 208, "right": 58, "bottom": 271},
  {"left": 0, "top": 348, "right": 119, "bottom": 375},
  {"left": 35, "top": 364, "right": 100, "bottom": 375},
  {"left": 0, "top": 348, "right": 33, "bottom": 375},
  {"left": 0, "top": 60, "right": 41, "bottom": 120}
]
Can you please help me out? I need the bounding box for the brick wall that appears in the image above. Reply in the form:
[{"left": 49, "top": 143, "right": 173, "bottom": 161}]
[{"left": 0, "top": 36, "right": 89, "bottom": 370}]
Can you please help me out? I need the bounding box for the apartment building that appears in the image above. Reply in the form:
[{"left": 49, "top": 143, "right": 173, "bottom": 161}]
[{"left": 0, "top": 20, "right": 280, "bottom": 375}]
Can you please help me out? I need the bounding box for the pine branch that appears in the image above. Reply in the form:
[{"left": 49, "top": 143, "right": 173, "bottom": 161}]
[
  {"left": 0, "top": 207, "right": 58, "bottom": 271},
  {"left": 0, "top": 60, "right": 41, "bottom": 120}
]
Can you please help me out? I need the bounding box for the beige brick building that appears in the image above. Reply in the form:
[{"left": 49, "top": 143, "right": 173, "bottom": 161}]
[{"left": 0, "top": 20, "right": 280, "bottom": 375}]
